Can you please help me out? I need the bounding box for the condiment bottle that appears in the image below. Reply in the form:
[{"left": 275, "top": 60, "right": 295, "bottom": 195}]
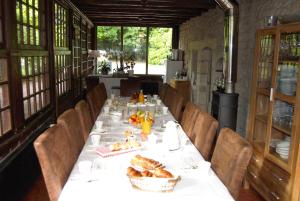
[{"left": 138, "top": 90, "right": 144, "bottom": 103}]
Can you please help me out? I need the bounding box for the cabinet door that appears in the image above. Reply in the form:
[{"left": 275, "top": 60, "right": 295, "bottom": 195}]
[
  {"left": 250, "top": 31, "right": 276, "bottom": 154},
  {"left": 266, "top": 26, "right": 300, "bottom": 171}
]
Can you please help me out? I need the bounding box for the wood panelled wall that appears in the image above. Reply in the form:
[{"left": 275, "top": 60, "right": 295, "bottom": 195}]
[{"left": 0, "top": 0, "right": 94, "bottom": 170}]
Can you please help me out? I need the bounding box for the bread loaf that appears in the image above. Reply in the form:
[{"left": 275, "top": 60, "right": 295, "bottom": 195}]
[{"left": 130, "top": 155, "right": 162, "bottom": 170}]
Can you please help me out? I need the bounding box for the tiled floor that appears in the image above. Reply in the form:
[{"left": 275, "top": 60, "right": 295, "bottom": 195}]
[{"left": 21, "top": 175, "right": 265, "bottom": 201}]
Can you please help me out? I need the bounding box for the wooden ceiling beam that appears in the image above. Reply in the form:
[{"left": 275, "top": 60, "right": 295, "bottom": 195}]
[
  {"left": 95, "top": 22, "right": 175, "bottom": 27},
  {"left": 75, "top": 0, "right": 215, "bottom": 9},
  {"left": 91, "top": 18, "right": 186, "bottom": 23},
  {"left": 77, "top": 5, "right": 206, "bottom": 13},
  {"left": 87, "top": 14, "right": 192, "bottom": 20},
  {"left": 83, "top": 9, "right": 205, "bottom": 16}
]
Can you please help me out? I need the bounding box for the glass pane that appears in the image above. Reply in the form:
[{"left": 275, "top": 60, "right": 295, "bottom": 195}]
[
  {"left": 24, "top": 99, "right": 29, "bottom": 119},
  {"left": 257, "top": 34, "right": 275, "bottom": 89},
  {"left": 276, "top": 32, "right": 299, "bottom": 96},
  {"left": 270, "top": 100, "right": 294, "bottom": 162},
  {"left": 0, "top": 59, "right": 8, "bottom": 82},
  {"left": 123, "top": 27, "right": 147, "bottom": 74},
  {"left": 148, "top": 27, "right": 172, "bottom": 75},
  {"left": 1, "top": 109, "right": 11, "bottom": 134},
  {"left": 0, "top": 84, "right": 10, "bottom": 108},
  {"left": 97, "top": 26, "right": 121, "bottom": 73},
  {"left": 252, "top": 94, "right": 269, "bottom": 153}
]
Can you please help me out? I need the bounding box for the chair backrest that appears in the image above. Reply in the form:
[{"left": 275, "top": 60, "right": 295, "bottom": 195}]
[
  {"left": 169, "top": 91, "right": 184, "bottom": 121},
  {"left": 96, "top": 82, "right": 108, "bottom": 101},
  {"left": 180, "top": 102, "right": 200, "bottom": 139},
  {"left": 211, "top": 128, "right": 253, "bottom": 199},
  {"left": 192, "top": 111, "right": 218, "bottom": 160},
  {"left": 141, "top": 81, "right": 159, "bottom": 95},
  {"left": 120, "top": 79, "right": 141, "bottom": 96},
  {"left": 162, "top": 84, "right": 174, "bottom": 107},
  {"left": 57, "top": 109, "right": 85, "bottom": 158},
  {"left": 86, "top": 87, "right": 102, "bottom": 121},
  {"left": 158, "top": 83, "right": 168, "bottom": 101},
  {"left": 75, "top": 100, "right": 93, "bottom": 141},
  {"left": 94, "top": 83, "right": 106, "bottom": 108},
  {"left": 34, "top": 124, "right": 75, "bottom": 201}
]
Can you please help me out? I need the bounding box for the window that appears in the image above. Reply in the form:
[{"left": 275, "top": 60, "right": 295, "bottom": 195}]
[
  {"left": 54, "top": 3, "right": 71, "bottom": 96},
  {"left": 73, "top": 15, "right": 81, "bottom": 96},
  {"left": 81, "top": 21, "right": 87, "bottom": 51},
  {"left": 0, "top": 59, "right": 12, "bottom": 136},
  {"left": 54, "top": 3, "right": 68, "bottom": 48},
  {"left": 148, "top": 27, "right": 172, "bottom": 75},
  {"left": 21, "top": 56, "right": 50, "bottom": 119},
  {"left": 0, "top": 1, "right": 3, "bottom": 45},
  {"left": 97, "top": 26, "right": 172, "bottom": 75},
  {"left": 16, "top": 0, "right": 46, "bottom": 47},
  {"left": 55, "top": 54, "right": 71, "bottom": 96},
  {"left": 123, "top": 27, "right": 147, "bottom": 74},
  {"left": 87, "top": 26, "right": 92, "bottom": 50},
  {"left": 97, "top": 26, "right": 121, "bottom": 73},
  {"left": 87, "top": 26, "right": 93, "bottom": 71}
]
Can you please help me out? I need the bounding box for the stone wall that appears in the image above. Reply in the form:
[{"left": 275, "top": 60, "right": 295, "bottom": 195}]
[
  {"left": 179, "top": 8, "right": 224, "bottom": 112},
  {"left": 179, "top": 0, "right": 300, "bottom": 136}
]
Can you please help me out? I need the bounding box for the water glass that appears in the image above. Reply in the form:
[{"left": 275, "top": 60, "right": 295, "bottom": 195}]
[
  {"left": 104, "top": 106, "right": 110, "bottom": 114},
  {"left": 91, "top": 135, "right": 101, "bottom": 146},
  {"left": 162, "top": 106, "right": 168, "bottom": 115}
]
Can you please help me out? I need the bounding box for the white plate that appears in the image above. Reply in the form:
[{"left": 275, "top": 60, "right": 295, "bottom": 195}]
[{"left": 276, "top": 141, "right": 290, "bottom": 148}]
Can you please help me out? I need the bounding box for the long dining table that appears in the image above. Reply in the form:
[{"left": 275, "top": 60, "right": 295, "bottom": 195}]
[{"left": 58, "top": 97, "right": 235, "bottom": 201}]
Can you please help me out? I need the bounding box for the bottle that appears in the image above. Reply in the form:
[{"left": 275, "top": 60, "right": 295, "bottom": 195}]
[
  {"left": 142, "top": 112, "right": 151, "bottom": 135},
  {"left": 138, "top": 90, "right": 144, "bottom": 103}
]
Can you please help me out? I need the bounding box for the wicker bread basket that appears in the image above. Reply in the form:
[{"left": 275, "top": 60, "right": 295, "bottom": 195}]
[{"left": 127, "top": 174, "right": 180, "bottom": 192}]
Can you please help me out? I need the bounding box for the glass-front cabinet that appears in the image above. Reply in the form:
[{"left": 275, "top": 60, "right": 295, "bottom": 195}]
[
  {"left": 249, "top": 24, "right": 300, "bottom": 171},
  {"left": 247, "top": 22, "right": 300, "bottom": 201}
]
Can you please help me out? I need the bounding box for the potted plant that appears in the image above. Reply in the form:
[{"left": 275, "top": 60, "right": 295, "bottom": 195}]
[{"left": 98, "top": 60, "right": 111, "bottom": 75}]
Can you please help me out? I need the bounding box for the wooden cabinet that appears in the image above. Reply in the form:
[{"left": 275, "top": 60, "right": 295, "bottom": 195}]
[
  {"left": 169, "top": 79, "right": 190, "bottom": 104},
  {"left": 247, "top": 22, "right": 300, "bottom": 201}
]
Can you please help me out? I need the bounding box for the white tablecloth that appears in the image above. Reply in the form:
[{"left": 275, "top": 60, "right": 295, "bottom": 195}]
[{"left": 58, "top": 98, "right": 234, "bottom": 201}]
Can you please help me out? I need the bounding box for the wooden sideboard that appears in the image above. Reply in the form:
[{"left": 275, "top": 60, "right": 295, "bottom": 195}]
[{"left": 169, "top": 79, "right": 190, "bottom": 104}]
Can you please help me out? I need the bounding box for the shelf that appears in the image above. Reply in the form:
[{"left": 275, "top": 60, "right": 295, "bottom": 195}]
[
  {"left": 269, "top": 148, "right": 289, "bottom": 163},
  {"left": 272, "top": 122, "right": 292, "bottom": 135},
  {"left": 274, "top": 92, "right": 296, "bottom": 104},
  {"left": 279, "top": 56, "right": 300, "bottom": 62}
]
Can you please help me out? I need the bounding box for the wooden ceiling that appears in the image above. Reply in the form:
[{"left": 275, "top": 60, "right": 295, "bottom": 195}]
[{"left": 72, "top": 0, "right": 217, "bottom": 27}]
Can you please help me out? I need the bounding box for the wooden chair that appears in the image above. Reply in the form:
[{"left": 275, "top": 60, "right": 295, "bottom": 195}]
[
  {"left": 120, "top": 79, "right": 141, "bottom": 96},
  {"left": 75, "top": 100, "right": 93, "bottom": 141},
  {"left": 57, "top": 109, "right": 85, "bottom": 158},
  {"left": 86, "top": 87, "right": 102, "bottom": 121},
  {"left": 97, "top": 82, "right": 108, "bottom": 100},
  {"left": 162, "top": 84, "right": 174, "bottom": 106},
  {"left": 34, "top": 124, "right": 75, "bottom": 201},
  {"left": 94, "top": 83, "right": 106, "bottom": 108},
  {"left": 180, "top": 102, "right": 200, "bottom": 139},
  {"left": 211, "top": 128, "right": 253, "bottom": 199},
  {"left": 169, "top": 91, "right": 184, "bottom": 121},
  {"left": 192, "top": 111, "right": 218, "bottom": 160},
  {"left": 158, "top": 83, "right": 168, "bottom": 102}
]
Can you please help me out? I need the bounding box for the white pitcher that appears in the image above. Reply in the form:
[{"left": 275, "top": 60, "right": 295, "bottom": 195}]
[{"left": 163, "top": 121, "right": 181, "bottom": 151}]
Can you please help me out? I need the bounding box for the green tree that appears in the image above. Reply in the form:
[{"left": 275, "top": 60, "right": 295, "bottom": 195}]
[{"left": 148, "top": 28, "right": 172, "bottom": 65}]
